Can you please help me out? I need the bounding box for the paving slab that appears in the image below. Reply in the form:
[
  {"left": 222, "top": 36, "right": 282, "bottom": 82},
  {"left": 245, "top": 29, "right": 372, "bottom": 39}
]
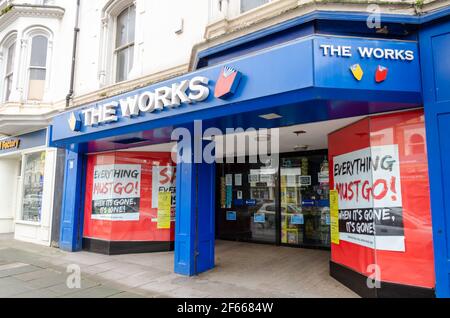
[
  {"left": 0, "top": 265, "right": 41, "bottom": 278},
  {"left": 0, "top": 277, "right": 35, "bottom": 297},
  {"left": 14, "top": 268, "right": 62, "bottom": 282},
  {"left": 44, "top": 279, "right": 102, "bottom": 297},
  {"left": 11, "top": 289, "right": 59, "bottom": 299},
  {"left": 60, "top": 286, "right": 124, "bottom": 298},
  {"left": 107, "top": 292, "right": 146, "bottom": 298}
]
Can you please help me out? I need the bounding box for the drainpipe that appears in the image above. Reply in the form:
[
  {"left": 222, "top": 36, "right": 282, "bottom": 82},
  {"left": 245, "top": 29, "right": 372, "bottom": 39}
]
[{"left": 66, "top": 0, "right": 81, "bottom": 108}]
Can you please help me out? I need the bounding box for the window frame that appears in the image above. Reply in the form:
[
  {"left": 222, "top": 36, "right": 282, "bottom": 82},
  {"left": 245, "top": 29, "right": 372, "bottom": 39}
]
[
  {"left": 26, "top": 33, "right": 50, "bottom": 102},
  {"left": 239, "top": 0, "right": 272, "bottom": 14},
  {"left": 4, "top": 42, "right": 16, "bottom": 102},
  {"left": 113, "top": 3, "right": 136, "bottom": 83},
  {"left": 1, "top": 33, "right": 18, "bottom": 103},
  {"left": 99, "top": 0, "right": 137, "bottom": 86},
  {"left": 16, "top": 148, "right": 47, "bottom": 225}
]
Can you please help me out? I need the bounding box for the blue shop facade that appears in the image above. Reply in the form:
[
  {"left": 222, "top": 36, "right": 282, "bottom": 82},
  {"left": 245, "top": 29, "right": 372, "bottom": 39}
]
[{"left": 49, "top": 8, "right": 450, "bottom": 298}]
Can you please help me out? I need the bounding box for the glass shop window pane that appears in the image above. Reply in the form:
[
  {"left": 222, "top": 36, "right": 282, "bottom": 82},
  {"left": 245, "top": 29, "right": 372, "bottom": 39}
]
[
  {"left": 30, "top": 36, "right": 48, "bottom": 67},
  {"left": 22, "top": 152, "right": 46, "bottom": 223},
  {"left": 128, "top": 5, "right": 136, "bottom": 43},
  {"left": 280, "top": 154, "right": 330, "bottom": 248},
  {"left": 240, "top": 0, "right": 270, "bottom": 13},
  {"left": 5, "top": 75, "right": 13, "bottom": 101},
  {"left": 28, "top": 68, "right": 46, "bottom": 101},
  {"left": 6, "top": 42, "right": 15, "bottom": 75},
  {"left": 116, "top": 48, "right": 127, "bottom": 82},
  {"left": 116, "top": 46, "right": 134, "bottom": 83},
  {"left": 115, "top": 4, "right": 135, "bottom": 82},
  {"left": 128, "top": 45, "right": 134, "bottom": 72},
  {"left": 116, "top": 4, "right": 136, "bottom": 49},
  {"left": 116, "top": 9, "right": 129, "bottom": 48}
]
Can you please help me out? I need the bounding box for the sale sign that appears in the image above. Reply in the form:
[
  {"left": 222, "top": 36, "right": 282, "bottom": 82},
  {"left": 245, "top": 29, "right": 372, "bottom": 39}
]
[
  {"left": 152, "top": 166, "right": 176, "bottom": 209},
  {"left": 333, "top": 145, "right": 405, "bottom": 252},
  {"left": 91, "top": 164, "right": 141, "bottom": 221}
]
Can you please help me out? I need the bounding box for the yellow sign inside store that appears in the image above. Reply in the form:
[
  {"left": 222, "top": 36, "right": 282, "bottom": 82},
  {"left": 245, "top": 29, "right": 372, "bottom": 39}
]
[{"left": 330, "top": 190, "right": 340, "bottom": 245}]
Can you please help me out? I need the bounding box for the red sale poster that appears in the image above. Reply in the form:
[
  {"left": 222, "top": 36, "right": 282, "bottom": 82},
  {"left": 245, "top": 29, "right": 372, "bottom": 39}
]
[
  {"left": 83, "top": 151, "right": 176, "bottom": 243},
  {"left": 329, "top": 109, "right": 435, "bottom": 289},
  {"left": 334, "top": 145, "right": 405, "bottom": 252},
  {"left": 91, "top": 164, "right": 142, "bottom": 221}
]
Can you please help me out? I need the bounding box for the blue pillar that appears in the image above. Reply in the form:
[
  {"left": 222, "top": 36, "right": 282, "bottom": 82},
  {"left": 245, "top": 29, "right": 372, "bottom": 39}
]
[
  {"left": 59, "top": 147, "right": 85, "bottom": 252},
  {"left": 174, "top": 126, "right": 216, "bottom": 276},
  {"left": 420, "top": 20, "right": 450, "bottom": 297}
]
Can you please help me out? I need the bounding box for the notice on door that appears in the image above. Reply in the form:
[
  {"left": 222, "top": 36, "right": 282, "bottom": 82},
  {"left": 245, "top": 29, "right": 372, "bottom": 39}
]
[
  {"left": 333, "top": 145, "right": 405, "bottom": 252},
  {"left": 91, "top": 164, "right": 141, "bottom": 221}
]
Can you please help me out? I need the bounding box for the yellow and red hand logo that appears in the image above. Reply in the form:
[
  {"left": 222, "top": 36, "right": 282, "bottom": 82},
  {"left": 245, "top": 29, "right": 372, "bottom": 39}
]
[
  {"left": 375, "top": 65, "right": 388, "bottom": 83},
  {"left": 350, "top": 64, "right": 389, "bottom": 83},
  {"left": 350, "top": 64, "right": 364, "bottom": 81}
]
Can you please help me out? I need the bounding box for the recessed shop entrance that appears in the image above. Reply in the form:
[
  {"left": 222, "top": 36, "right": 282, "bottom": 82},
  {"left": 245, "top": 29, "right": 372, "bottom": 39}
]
[{"left": 214, "top": 116, "right": 363, "bottom": 251}]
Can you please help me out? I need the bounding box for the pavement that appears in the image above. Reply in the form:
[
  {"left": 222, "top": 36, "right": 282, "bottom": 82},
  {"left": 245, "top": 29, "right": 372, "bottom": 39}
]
[{"left": 0, "top": 234, "right": 358, "bottom": 298}]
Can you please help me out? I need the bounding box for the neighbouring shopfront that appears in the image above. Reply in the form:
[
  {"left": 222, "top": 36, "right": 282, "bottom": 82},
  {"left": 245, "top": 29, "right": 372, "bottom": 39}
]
[
  {"left": 0, "top": 129, "right": 60, "bottom": 246},
  {"left": 49, "top": 8, "right": 450, "bottom": 298}
]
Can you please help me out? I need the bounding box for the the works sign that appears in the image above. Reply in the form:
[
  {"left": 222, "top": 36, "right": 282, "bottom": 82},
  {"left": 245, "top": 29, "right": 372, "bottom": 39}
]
[{"left": 69, "top": 67, "right": 242, "bottom": 132}]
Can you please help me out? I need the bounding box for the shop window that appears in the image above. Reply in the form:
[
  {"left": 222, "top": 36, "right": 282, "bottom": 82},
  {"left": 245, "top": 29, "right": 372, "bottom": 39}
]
[
  {"left": 21, "top": 151, "right": 46, "bottom": 223},
  {"left": 27, "top": 35, "right": 49, "bottom": 101},
  {"left": 83, "top": 152, "right": 176, "bottom": 244},
  {"left": 329, "top": 110, "right": 435, "bottom": 290},
  {"left": 115, "top": 4, "right": 136, "bottom": 83},
  {"left": 240, "top": 0, "right": 270, "bottom": 13}
]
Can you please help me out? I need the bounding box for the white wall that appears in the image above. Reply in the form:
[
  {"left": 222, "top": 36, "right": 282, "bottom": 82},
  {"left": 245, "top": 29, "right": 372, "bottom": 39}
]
[
  {"left": 74, "top": 0, "right": 210, "bottom": 96},
  {"left": 0, "top": 158, "right": 20, "bottom": 234}
]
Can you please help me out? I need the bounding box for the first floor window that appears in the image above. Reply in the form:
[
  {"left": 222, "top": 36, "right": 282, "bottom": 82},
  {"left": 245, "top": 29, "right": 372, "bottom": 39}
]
[
  {"left": 115, "top": 4, "right": 136, "bottom": 82},
  {"left": 21, "top": 151, "right": 46, "bottom": 222},
  {"left": 240, "top": 0, "right": 270, "bottom": 13},
  {"left": 28, "top": 35, "right": 48, "bottom": 101},
  {"left": 4, "top": 42, "right": 16, "bottom": 101}
]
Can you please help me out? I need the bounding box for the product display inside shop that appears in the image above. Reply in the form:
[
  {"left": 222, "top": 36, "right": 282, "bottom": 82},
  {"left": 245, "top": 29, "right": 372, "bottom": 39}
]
[{"left": 21, "top": 151, "right": 46, "bottom": 223}]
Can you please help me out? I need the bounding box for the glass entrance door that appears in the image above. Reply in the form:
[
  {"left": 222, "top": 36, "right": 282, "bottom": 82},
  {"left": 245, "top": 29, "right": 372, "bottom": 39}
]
[
  {"left": 280, "top": 152, "right": 331, "bottom": 248},
  {"left": 248, "top": 165, "right": 278, "bottom": 243},
  {"left": 216, "top": 151, "right": 330, "bottom": 248},
  {"left": 216, "top": 161, "right": 278, "bottom": 244}
]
